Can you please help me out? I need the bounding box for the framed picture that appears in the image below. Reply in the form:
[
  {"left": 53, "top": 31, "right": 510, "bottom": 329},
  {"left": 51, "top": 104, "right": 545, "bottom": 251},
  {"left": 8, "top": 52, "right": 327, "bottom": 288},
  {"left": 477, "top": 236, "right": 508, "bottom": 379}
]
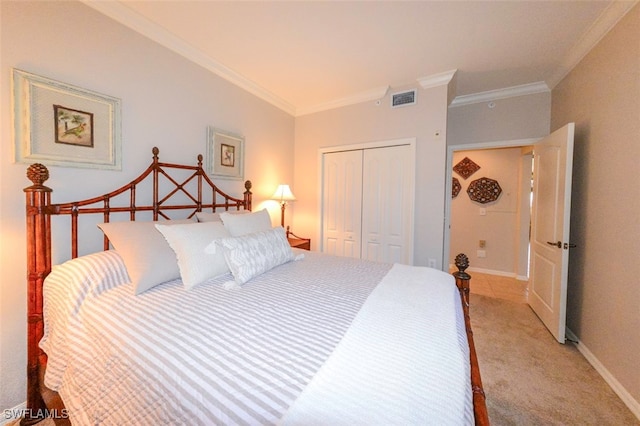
[
  {"left": 206, "top": 127, "right": 244, "bottom": 180},
  {"left": 12, "top": 69, "right": 121, "bottom": 170}
]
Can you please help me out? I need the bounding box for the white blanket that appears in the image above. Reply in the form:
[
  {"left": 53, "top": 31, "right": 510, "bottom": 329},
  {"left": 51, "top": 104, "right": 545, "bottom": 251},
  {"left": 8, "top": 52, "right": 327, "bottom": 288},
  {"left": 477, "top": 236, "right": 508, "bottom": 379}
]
[{"left": 280, "top": 263, "right": 473, "bottom": 425}]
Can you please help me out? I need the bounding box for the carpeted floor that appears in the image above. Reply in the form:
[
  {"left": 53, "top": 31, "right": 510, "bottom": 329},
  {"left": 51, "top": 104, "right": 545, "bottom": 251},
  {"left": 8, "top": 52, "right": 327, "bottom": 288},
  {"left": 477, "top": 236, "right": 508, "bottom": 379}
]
[{"left": 470, "top": 293, "right": 639, "bottom": 425}]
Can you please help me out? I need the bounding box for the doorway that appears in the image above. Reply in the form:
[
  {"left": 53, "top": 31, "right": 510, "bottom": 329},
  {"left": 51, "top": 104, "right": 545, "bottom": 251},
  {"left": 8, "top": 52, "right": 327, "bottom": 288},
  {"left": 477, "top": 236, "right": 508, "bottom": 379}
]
[{"left": 443, "top": 138, "right": 538, "bottom": 292}]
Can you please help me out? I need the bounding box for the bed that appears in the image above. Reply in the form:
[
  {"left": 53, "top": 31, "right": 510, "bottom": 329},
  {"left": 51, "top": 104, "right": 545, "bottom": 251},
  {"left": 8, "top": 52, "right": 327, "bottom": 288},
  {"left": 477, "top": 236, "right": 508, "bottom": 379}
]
[{"left": 22, "top": 147, "right": 488, "bottom": 425}]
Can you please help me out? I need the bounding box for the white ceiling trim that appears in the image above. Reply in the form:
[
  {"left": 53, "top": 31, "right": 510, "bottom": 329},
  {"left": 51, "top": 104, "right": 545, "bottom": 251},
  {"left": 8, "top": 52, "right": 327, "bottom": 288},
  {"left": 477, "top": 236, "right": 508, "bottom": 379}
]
[
  {"left": 417, "top": 69, "right": 458, "bottom": 90},
  {"left": 82, "top": 0, "right": 297, "bottom": 116},
  {"left": 450, "top": 82, "right": 550, "bottom": 107},
  {"left": 299, "top": 69, "right": 459, "bottom": 116},
  {"left": 546, "top": 0, "right": 639, "bottom": 89},
  {"left": 296, "top": 85, "right": 390, "bottom": 117}
]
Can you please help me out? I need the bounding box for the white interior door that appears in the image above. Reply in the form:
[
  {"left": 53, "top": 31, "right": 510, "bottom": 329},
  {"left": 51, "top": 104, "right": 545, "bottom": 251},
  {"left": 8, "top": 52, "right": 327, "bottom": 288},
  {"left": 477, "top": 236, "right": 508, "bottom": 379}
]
[
  {"left": 322, "top": 150, "right": 363, "bottom": 258},
  {"left": 529, "top": 123, "right": 575, "bottom": 343},
  {"left": 361, "top": 145, "right": 414, "bottom": 264}
]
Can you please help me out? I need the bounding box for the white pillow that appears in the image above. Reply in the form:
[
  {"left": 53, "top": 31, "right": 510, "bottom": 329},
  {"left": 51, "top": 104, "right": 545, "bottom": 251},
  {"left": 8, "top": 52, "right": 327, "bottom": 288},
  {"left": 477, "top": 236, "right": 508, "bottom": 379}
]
[
  {"left": 155, "top": 221, "right": 231, "bottom": 289},
  {"left": 195, "top": 210, "right": 248, "bottom": 223},
  {"left": 97, "top": 219, "right": 194, "bottom": 294},
  {"left": 220, "top": 208, "right": 272, "bottom": 236},
  {"left": 211, "top": 227, "right": 294, "bottom": 286}
]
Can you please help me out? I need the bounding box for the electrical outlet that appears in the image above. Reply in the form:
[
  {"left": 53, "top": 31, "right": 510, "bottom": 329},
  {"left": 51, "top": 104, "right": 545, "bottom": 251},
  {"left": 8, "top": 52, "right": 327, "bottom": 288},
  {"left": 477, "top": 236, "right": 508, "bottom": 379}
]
[
  {"left": 479, "top": 240, "right": 486, "bottom": 248},
  {"left": 479, "top": 208, "right": 486, "bottom": 216},
  {"left": 428, "top": 258, "right": 437, "bottom": 268},
  {"left": 477, "top": 250, "right": 486, "bottom": 258}
]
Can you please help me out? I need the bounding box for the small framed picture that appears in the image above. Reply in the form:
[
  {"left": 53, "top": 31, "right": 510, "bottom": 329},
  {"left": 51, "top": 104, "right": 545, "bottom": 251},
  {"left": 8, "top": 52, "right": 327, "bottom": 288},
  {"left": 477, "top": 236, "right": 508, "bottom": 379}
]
[
  {"left": 54, "top": 105, "right": 94, "bottom": 147},
  {"left": 206, "top": 127, "right": 244, "bottom": 180},
  {"left": 12, "top": 69, "right": 121, "bottom": 170}
]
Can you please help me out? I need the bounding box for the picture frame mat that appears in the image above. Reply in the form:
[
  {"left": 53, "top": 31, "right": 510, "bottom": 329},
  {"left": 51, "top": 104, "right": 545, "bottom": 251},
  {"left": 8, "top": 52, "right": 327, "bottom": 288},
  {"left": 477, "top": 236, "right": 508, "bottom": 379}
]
[
  {"left": 206, "top": 126, "right": 244, "bottom": 180},
  {"left": 12, "top": 69, "right": 122, "bottom": 170}
]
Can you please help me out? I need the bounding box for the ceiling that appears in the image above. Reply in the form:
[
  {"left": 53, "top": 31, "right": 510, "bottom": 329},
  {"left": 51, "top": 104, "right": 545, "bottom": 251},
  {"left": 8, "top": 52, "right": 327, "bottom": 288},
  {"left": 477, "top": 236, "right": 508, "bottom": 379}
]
[{"left": 87, "top": 1, "right": 636, "bottom": 116}]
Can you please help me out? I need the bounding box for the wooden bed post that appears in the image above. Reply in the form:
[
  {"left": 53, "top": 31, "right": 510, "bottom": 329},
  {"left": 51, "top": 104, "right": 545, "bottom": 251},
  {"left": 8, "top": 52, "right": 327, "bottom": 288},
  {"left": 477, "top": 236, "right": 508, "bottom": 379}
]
[
  {"left": 152, "top": 147, "right": 160, "bottom": 221},
  {"left": 244, "top": 180, "right": 252, "bottom": 211},
  {"left": 453, "top": 253, "right": 489, "bottom": 426},
  {"left": 23, "top": 164, "right": 52, "bottom": 423}
]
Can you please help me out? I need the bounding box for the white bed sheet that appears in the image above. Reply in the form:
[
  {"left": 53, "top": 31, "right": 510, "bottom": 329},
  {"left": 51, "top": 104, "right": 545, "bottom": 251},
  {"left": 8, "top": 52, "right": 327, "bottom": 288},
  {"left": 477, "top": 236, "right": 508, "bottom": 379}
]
[{"left": 41, "top": 249, "right": 472, "bottom": 425}]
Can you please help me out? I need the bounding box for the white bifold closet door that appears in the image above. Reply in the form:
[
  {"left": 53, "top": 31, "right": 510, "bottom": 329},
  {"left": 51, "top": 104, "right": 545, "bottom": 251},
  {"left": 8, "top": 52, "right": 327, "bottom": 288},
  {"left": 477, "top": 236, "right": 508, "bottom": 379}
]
[
  {"left": 322, "top": 144, "right": 413, "bottom": 264},
  {"left": 322, "top": 149, "right": 363, "bottom": 258}
]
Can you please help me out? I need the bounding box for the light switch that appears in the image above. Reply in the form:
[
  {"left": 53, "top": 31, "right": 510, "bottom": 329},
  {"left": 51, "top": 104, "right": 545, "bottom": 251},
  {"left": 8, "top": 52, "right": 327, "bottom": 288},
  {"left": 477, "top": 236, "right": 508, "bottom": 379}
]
[
  {"left": 479, "top": 208, "right": 486, "bottom": 216},
  {"left": 479, "top": 240, "right": 486, "bottom": 248}
]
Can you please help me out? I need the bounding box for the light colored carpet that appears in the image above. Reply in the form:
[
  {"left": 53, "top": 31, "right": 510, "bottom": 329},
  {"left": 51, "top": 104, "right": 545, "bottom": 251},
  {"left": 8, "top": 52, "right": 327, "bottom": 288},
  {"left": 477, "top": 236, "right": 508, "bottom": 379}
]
[{"left": 471, "top": 293, "right": 639, "bottom": 425}]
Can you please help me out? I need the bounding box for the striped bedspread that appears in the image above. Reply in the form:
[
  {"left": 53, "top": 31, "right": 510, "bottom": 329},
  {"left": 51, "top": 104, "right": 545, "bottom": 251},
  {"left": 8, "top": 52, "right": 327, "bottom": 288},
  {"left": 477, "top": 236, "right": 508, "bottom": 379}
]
[{"left": 41, "top": 250, "right": 472, "bottom": 425}]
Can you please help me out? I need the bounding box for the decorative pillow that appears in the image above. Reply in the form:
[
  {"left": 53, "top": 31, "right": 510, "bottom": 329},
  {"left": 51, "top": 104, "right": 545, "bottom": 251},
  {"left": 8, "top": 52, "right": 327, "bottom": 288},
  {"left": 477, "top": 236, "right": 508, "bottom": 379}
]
[
  {"left": 220, "top": 208, "right": 272, "bottom": 236},
  {"left": 97, "top": 219, "right": 195, "bottom": 294},
  {"left": 155, "top": 221, "right": 231, "bottom": 289},
  {"left": 210, "top": 226, "right": 294, "bottom": 286},
  {"left": 195, "top": 210, "right": 248, "bottom": 223}
]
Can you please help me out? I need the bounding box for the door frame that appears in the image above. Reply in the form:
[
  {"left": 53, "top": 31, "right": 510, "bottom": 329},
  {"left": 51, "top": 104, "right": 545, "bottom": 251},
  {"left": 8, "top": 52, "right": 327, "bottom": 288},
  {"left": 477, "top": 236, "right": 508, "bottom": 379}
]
[
  {"left": 443, "top": 137, "right": 539, "bottom": 270},
  {"left": 318, "top": 138, "right": 416, "bottom": 257}
]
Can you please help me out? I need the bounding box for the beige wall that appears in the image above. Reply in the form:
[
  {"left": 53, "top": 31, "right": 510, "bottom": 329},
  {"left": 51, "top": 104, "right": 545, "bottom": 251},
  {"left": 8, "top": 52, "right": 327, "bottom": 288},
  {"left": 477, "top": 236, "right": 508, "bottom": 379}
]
[
  {"left": 551, "top": 4, "right": 640, "bottom": 409},
  {"left": 0, "top": 1, "right": 294, "bottom": 409},
  {"left": 450, "top": 148, "right": 527, "bottom": 276},
  {"left": 293, "top": 83, "right": 449, "bottom": 268},
  {"left": 447, "top": 92, "right": 551, "bottom": 146}
]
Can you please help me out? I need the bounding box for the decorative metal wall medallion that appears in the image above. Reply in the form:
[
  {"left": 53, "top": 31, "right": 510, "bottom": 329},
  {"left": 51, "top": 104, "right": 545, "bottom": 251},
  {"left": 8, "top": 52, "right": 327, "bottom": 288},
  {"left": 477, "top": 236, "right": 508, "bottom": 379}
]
[
  {"left": 467, "top": 177, "right": 502, "bottom": 204},
  {"left": 453, "top": 157, "right": 481, "bottom": 179},
  {"left": 452, "top": 177, "right": 461, "bottom": 198},
  {"left": 453, "top": 157, "right": 480, "bottom": 179}
]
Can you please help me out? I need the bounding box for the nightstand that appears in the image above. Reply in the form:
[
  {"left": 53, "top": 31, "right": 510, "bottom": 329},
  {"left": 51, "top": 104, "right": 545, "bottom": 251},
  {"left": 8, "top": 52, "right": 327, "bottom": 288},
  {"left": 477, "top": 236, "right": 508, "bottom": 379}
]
[{"left": 286, "top": 226, "right": 311, "bottom": 251}]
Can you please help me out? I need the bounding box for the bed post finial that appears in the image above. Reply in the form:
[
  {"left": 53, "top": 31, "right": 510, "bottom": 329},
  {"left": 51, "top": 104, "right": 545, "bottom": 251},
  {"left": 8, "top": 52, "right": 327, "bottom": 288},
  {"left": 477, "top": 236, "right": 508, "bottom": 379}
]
[
  {"left": 453, "top": 253, "right": 471, "bottom": 308},
  {"left": 152, "top": 147, "right": 159, "bottom": 161},
  {"left": 26, "top": 163, "right": 50, "bottom": 188},
  {"left": 454, "top": 253, "right": 470, "bottom": 278}
]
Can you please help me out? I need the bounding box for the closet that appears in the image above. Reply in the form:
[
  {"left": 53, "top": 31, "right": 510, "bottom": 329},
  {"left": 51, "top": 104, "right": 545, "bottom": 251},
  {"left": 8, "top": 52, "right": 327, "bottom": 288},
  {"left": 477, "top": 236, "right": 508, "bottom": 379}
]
[{"left": 321, "top": 143, "right": 414, "bottom": 264}]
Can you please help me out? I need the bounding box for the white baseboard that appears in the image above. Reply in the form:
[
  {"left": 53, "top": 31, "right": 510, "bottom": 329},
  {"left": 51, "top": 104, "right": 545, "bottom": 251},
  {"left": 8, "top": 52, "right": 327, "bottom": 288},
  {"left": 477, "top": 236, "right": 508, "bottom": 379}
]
[
  {"left": 1, "top": 401, "right": 25, "bottom": 425},
  {"left": 566, "top": 328, "right": 640, "bottom": 421}
]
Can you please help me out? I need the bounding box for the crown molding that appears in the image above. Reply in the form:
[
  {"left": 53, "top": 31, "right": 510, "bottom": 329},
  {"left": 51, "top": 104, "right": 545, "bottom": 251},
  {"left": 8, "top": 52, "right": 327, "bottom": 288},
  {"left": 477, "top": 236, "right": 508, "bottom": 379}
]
[
  {"left": 296, "top": 85, "right": 390, "bottom": 117},
  {"left": 450, "top": 81, "right": 550, "bottom": 107},
  {"left": 82, "top": 0, "right": 297, "bottom": 116},
  {"left": 417, "top": 69, "right": 458, "bottom": 90},
  {"left": 546, "top": 0, "right": 639, "bottom": 89},
  {"left": 299, "top": 69, "right": 459, "bottom": 116}
]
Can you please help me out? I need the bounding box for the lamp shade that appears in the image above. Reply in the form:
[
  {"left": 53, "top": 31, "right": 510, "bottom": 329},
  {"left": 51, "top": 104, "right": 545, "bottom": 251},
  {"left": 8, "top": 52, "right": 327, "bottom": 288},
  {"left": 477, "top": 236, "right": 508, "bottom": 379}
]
[{"left": 272, "top": 184, "right": 296, "bottom": 203}]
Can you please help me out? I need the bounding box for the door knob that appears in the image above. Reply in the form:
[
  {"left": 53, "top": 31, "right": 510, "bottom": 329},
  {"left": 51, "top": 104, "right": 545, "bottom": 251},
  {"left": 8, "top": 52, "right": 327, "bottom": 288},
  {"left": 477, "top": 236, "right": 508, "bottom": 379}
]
[{"left": 547, "top": 241, "right": 562, "bottom": 248}]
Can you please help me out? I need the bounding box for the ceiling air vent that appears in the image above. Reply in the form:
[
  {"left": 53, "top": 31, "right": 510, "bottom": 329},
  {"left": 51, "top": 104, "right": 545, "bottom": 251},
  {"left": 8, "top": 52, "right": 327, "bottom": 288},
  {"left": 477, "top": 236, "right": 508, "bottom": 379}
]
[{"left": 391, "top": 89, "right": 417, "bottom": 108}]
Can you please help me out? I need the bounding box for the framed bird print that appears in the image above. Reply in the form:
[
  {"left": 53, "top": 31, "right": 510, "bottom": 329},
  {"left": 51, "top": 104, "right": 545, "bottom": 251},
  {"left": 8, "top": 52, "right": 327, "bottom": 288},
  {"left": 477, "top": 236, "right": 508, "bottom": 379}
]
[
  {"left": 206, "top": 126, "right": 245, "bottom": 180},
  {"left": 54, "top": 105, "right": 94, "bottom": 147},
  {"left": 12, "top": 68, "right": 121, "bottom": 170}
]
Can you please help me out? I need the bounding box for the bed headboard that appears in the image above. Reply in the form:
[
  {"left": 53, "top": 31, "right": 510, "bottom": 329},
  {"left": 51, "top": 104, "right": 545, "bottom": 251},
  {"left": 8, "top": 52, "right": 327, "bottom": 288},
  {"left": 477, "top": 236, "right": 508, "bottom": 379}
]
[{"left": 23, "top": 147, "right": 252, "bottom": 419}]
